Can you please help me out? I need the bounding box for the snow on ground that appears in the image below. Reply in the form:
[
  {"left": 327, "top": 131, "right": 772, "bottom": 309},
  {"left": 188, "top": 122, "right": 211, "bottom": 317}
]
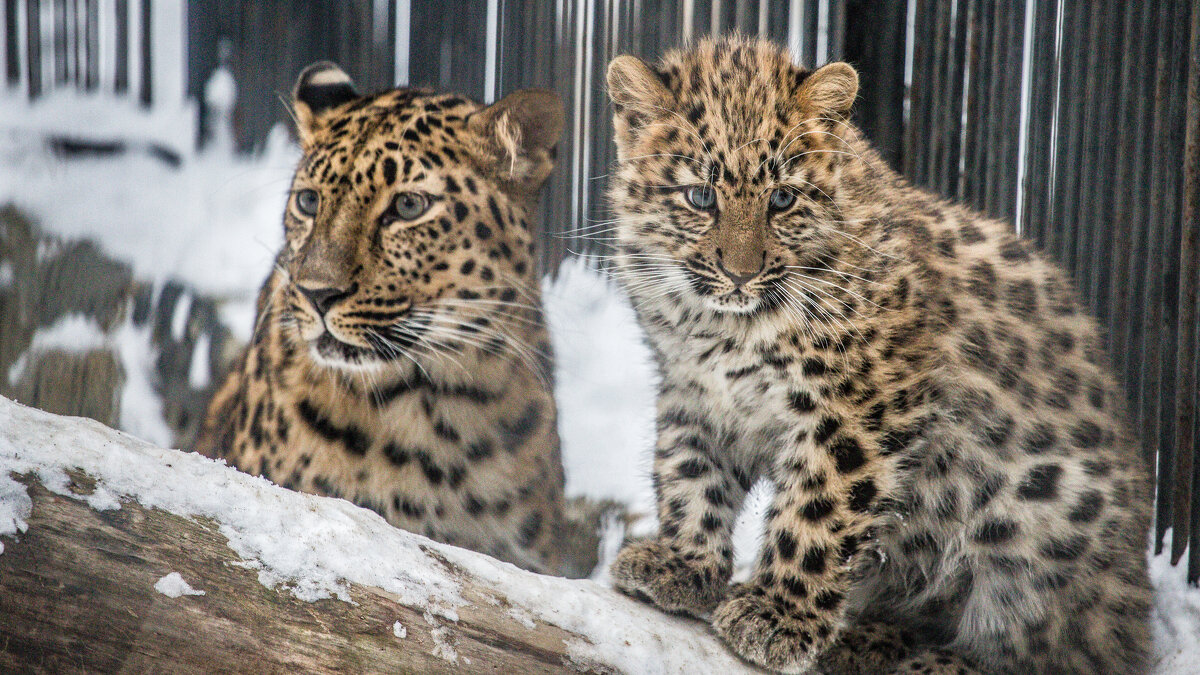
[
  {"left": 0, "top": 398, "right": 759, "bottom": 674},
  {"left": 1150, "top": 533, "right": 1200, "bottom": 674},
  {"left": 2, "top": 89, "right": 1199, "bottom": 672},
  {"left": 154, "top": 571, "right": 206, "bottom": 598}
]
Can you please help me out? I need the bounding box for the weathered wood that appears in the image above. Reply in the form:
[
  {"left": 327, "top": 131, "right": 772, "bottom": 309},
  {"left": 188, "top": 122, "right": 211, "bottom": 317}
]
[{"left": 0, "top": 479, "right": 579, "bottom": 674}]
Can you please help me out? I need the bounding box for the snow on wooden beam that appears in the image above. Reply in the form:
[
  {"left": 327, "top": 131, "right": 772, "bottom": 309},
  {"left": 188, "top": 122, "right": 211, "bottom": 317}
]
[{"left": 0, "top": 397, "right": 762, "bottom": 674}]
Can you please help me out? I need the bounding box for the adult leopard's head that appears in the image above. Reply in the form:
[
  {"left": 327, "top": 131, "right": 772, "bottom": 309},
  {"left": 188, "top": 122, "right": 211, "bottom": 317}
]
[
  {"left": 605, "top": 37, "right": 862, "bottom": 317},
  {"left": 278, "top": 62, "right": 562, "bottom": 372}
]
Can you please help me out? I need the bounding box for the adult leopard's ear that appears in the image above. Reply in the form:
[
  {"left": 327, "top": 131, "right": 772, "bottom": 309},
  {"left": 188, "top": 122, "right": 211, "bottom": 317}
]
[
  {"left": 292, "top": 62, "right": 359, "bottom": 146},
  {"left": 468, "top": 88, "right": 564, "bottom": 193},
  {"left": 797, "top": 61, "right": 859, "bottom": 118},
  {"left": 606, "top": 55, "right": 673, "bottom": 152}
]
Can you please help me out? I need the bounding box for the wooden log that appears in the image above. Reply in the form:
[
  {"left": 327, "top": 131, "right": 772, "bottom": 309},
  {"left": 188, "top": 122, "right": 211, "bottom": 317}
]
[{"left": 0, "top": 398, "right": 762, "bottom": 674}]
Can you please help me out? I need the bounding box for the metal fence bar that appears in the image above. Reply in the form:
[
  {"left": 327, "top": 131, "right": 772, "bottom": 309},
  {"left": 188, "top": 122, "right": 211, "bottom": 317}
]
[
  {"left": 1161, "top": 0, "right": 1193, "bottom": 568},
  {"left": 1183, "top": 0, "right": 1200, "bottom": 585},
  {"left": 1018, "top": 0, "right": 1059, "bottom": 248}
]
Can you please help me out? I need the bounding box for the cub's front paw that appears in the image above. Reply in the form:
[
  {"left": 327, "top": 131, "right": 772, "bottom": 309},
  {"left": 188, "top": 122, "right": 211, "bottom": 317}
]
[
  {"left": 610, "top": 539, "right": 728, "bottom": 617},
  {"left": 712, "top": 585, "right": 825, "bottom": 674}
]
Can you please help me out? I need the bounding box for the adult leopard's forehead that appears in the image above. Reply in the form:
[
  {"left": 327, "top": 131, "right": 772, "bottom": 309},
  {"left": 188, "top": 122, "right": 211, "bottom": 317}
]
[{"left": 299, "top": 89, "right": 482, "bottom": 183}]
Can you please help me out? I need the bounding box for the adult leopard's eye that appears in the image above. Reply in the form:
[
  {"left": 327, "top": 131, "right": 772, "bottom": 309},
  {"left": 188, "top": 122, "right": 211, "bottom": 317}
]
[
  {"left": 295, "top": 189, "right": 320, "bottom": 216},
  {"left": 386, "top": 192, "right": 430, "bottom": 223},
  {"left": 685, "top": 186, "right": 717, "bottom": 211},
  {"left": 769, "top": 188, "right": 796, "bottom": 211}
]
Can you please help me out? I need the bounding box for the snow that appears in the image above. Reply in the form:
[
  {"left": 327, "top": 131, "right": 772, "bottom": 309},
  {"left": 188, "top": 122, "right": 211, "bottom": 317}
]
[
  {"left": 0, "top": 472, "right": 31, "bottom": 556},
  {"left": 0, "top": 397, "right": 763, "bottom": 673},
  {"left": 189, "top": 334, "right": 212, "bottom": 389},
  {"left": 1150, "top": 532, "right": 1200, "bottom": 674},
  {"left": 7, "top": 313, "right": 107, "bottom": 385},
  {"left": 155, "top": 571, "right": 206, "bottom": 598},
  {"left": 543, "top": 257, "right": 657, "bottom": 525},
  {"left": 392, "top": 620, "right": 407, "bottom": 639},
  {"left": 204, "top": 68, "right": 238, "bottom": 112}
]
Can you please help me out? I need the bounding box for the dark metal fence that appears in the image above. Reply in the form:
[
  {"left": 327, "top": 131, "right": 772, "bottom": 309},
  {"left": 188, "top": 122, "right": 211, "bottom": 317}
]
[
  {"left": 4, "top": 0, "right": 1199, "bottom": 583},
  {"left": 886, "top": 0, "right": 1200, "bottom": 584}
]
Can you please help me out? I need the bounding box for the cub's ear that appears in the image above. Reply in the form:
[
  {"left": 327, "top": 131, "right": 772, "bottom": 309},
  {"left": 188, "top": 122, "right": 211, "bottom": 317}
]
[
  {"left": 606, "top": 55, "right": 674, "bottom": 153},
  {"left": 798, "top": 62, "right": 859, "bottom": 117},
  {"left": 468, "top": 88, "right": 563, "bottom": 193},
  {"left": 292, "top": 62, "right": 359, "bottom": 146}
]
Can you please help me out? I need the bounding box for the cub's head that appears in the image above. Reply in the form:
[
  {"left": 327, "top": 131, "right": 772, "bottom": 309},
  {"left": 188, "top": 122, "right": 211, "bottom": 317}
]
[
  {"left": 278, "top": 63, "right": 562, "bottom": 371},
  {"left": 606, "top": 37, "right": 861, "bottom": 316}
]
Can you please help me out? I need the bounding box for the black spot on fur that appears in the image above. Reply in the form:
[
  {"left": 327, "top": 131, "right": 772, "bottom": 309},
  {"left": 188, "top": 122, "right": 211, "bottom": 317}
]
[
  {"left": 829, "top": 436, "right": 866, "bottom": 474},
  {"left": 1017, "top": 464, "right": 1063, "bottom": 501},
  {"left": 790, "top": 390, "right": 817, "bottom": 413},
  {"left": 801, "top": 497, "right": 836, "bottom": 521},
  {"left": 678, "top": 458, "right": 709, "bottom": 479},
  {"left": 973, "top": 473, "right": 1006, "bottom": 509},
  {"left": 802, "top": 358, "right": 828, "bottom": 377},
  {"left": 814, "top": 590, "right": 844, "bottom": 610},
  {"left": 1071, "top": 420, "right": 1104, "bottom": 448},
  {"left": 1023, "top": 423, "right": 1057, "bottom": 454},
  {"left": 382, "top": 442, "right": 411, "bottom": 467},
  {"left": 801, "top": 546, "right": 828, "bottom": 574},
  {"left": 973, "top": 519, "right": 1019, "bottom": 545},
  {"left": 783, "top": 575, "right": 808, "bottom": 597},
  {"left": 814, "top": 416, "right": 841, "bottom": 444},
  {"left": 1041, "top": 535, "right": 1088, "bottom": 561},
  {"left": 499, "top": 401, "right": 542, "bottom": 450},
  {"left": 1068, "top": 490, "right": 1105, "bottom": 523},
  {"left": 776, "top": 530, "right": 798, "bottom": 561},
  {"left": 848, "top": 478, "right": 877, "bottom": 513},
  {"left": 517, "top": 512, "right": 543, "bottom": 547},
  {"left": 296, "top": 399, "right": 369, "bottom": 456}
]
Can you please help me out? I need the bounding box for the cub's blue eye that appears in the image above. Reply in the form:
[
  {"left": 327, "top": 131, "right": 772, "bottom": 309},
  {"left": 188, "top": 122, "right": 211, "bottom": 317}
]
[
  {"left": 685, "top": 186, "right": 717, "bottom": 210},
  {"left": 386, "top": 192, "right": 430, "bottom": 223},
  {"left": 295, "top": 189, "right": 320, "bottom": 216},
  {"left": 769, "top": 188, "right": 796, "bottom": 211}
]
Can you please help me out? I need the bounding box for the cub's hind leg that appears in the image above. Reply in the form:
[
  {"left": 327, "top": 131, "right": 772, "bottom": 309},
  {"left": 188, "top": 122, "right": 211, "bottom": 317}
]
[
  {"left": 816, "top": 621, "right": 919, "bottom": 675},
  {"left": 888, "top": 648, "right": 980, "bottom": 675}
]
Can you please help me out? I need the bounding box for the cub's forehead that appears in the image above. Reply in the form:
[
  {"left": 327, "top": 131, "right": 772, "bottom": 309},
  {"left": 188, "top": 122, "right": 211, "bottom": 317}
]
[
  {"left": 657, "top": 39, "right": 806, "bottom": 103},
  {"left": 650, "top": 39, "right": 813, "bottom": 148}
]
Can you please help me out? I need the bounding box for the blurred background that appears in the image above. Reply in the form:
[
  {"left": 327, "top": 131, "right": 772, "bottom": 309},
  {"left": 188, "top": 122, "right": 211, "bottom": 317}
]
[{"left": 0, "top": 0, "right": 1197, "bottom": 594}]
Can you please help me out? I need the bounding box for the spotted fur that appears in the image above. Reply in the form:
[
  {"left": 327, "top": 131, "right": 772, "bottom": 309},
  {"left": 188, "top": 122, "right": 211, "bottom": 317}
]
[
  {"left": 605, "top": 37, "right": 1151, "bottom": 674},
  {"left": 195, "top": 63, "right": 575, "bottom": 575}
]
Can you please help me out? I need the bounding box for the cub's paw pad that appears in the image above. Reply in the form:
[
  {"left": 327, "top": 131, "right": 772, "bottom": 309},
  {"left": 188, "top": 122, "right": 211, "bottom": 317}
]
[
  {"left": 610, "top": 539, "right": 727, "bottom": 616},
  {"left": 712, "top": 585, "right": 822, "bottom": 674}
]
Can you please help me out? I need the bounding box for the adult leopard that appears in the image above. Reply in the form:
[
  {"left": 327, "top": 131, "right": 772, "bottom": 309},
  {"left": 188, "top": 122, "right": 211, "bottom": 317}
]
[{"left": 196, "top": 62, "right": 578, "bottom": 576}]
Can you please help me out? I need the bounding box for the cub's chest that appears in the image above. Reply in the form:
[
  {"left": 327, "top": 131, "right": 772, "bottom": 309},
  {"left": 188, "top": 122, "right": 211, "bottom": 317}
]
[{"left": 665, "top": 332, "right": 801, "bottom": 436}]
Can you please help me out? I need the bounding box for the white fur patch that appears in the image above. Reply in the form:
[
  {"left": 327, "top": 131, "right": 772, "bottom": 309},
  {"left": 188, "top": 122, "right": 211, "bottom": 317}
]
[{"left": 306, "top": 68, "right": 351, "bottom": 87}]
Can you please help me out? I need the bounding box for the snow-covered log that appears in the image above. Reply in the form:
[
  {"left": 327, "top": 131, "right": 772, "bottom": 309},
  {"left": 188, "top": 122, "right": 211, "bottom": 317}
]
[{"left": 0, "top": 397, "right": 762, "bottom": 674}]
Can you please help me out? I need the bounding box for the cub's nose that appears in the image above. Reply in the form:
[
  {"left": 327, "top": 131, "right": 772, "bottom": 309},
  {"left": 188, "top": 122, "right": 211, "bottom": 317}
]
[
  {"left": 715, "top": 248, "right": 765, "bottom": 286},
  {"left": 297, "top": 282, "right": 356, "bottom": 316}
]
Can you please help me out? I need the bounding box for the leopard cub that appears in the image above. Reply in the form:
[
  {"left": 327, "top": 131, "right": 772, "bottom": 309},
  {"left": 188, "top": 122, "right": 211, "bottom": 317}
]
[{"left": 606, "top": 37, "right": 1151, "bottom": 674}]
